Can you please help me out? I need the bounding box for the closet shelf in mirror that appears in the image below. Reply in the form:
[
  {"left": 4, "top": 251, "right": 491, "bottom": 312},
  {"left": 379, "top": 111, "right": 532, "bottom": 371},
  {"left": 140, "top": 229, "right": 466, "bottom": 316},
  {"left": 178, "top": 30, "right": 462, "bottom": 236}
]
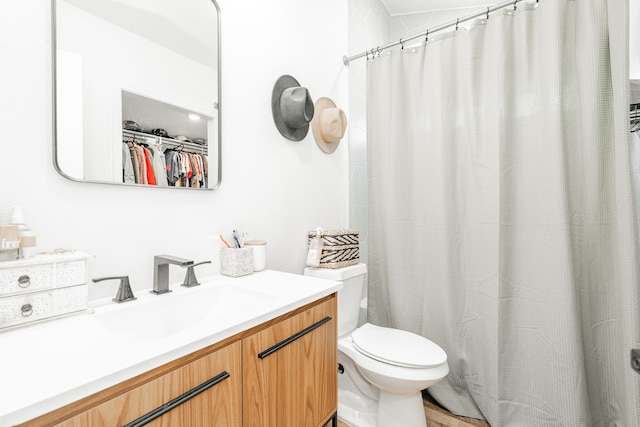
[
  {"left": 122, "top": 129, "right": 209, "bottom": 189},
  {"left": 122, "top": 129, "right": 208, "bottom": 155}
]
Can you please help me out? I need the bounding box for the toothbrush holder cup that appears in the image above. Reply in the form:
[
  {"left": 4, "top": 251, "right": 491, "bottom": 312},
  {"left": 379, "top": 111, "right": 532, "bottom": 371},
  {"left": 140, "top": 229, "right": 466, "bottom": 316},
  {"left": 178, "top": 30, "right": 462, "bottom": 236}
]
[{"left": 220, "top": 247, "right": 254, "bottom": 277}]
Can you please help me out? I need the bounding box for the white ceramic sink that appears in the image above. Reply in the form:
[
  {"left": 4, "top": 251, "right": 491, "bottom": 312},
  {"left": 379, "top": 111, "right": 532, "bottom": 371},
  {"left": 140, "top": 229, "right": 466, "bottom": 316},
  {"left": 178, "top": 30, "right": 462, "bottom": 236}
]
[
  {"left": 96, "top": 283, "right": 277, "bottom": 342},
  {"left": 0, "top": 270, "right": 342, "bottom": 426}
]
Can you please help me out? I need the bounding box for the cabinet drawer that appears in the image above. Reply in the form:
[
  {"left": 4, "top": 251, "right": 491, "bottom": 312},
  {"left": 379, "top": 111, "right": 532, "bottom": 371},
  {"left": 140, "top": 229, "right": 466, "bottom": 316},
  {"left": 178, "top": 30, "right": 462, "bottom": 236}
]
[
  {"left": 0, "top": 285, "right": 88, "bottom": 329},
  {"left": 54, "top": 341, "right": 242, "bottom": 427},
  {"left": 0, "top": 264, "right": 53, "bottom": 296},
  {"left": 0, "top": 260, "right": 86, "bottom": 297},
  {"left": 55, "top": 261, "right": 87, "bottom": 288}
]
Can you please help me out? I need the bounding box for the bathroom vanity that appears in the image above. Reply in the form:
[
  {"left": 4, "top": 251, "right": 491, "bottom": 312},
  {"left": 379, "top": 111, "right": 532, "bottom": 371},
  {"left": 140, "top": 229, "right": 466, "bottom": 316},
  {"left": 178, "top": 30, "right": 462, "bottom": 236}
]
[{"left": 0, "top": 270, "right": 341, "bottom": 427}]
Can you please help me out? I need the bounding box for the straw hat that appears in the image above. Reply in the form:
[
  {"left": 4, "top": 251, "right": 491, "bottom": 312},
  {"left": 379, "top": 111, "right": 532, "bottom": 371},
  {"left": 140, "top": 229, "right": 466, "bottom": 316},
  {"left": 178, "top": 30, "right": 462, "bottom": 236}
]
[
  {"left": 311, "top": 97, "right": 347, "bottom": 154},
  {"left": 271, "top": 75, "right": 314, "bottom": 141}
]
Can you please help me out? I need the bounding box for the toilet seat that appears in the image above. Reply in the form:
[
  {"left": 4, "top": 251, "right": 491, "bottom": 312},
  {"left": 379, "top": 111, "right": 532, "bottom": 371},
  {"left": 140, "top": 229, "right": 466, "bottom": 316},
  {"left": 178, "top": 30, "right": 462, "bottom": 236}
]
[{"left": 351, "top": 323, "right": 447, "bottom": 368}]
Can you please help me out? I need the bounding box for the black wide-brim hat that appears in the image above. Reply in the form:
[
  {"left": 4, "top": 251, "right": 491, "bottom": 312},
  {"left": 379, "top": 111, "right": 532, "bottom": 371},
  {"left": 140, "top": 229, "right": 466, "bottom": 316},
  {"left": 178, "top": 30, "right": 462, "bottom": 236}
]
[{"left": 271, "top": 75, "right": 314, "bottom": 141}]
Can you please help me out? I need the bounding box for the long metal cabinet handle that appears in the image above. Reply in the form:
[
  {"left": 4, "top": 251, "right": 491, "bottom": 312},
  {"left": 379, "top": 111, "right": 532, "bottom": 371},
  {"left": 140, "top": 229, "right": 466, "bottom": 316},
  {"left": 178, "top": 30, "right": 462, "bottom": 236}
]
[
  {"left": 258, "top": 316, "right": 332, "bottom": 359},
  {"left": 123, "top": 371, "right": 230, "bottom": 427}
]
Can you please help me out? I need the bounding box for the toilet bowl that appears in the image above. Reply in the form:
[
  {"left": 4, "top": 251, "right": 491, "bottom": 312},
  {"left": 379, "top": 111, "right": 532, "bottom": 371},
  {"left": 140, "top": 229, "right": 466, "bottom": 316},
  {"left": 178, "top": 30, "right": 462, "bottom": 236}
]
[{"left": 304, "top": 264, "right": 449, "bottom": 427}]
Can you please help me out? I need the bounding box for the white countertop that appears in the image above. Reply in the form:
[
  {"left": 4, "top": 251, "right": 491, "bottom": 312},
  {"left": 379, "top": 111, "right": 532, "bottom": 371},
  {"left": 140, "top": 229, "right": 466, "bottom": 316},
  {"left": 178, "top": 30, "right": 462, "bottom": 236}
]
[{"left": 0, "top": 270, "right": 342, "bottom": 426}]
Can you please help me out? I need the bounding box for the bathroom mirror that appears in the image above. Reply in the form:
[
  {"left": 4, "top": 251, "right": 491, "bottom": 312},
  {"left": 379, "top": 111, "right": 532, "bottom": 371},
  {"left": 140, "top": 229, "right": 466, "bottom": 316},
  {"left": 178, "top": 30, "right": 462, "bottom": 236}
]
[{"left": 52, "top": 0, "right": 221, "bottom": 190}]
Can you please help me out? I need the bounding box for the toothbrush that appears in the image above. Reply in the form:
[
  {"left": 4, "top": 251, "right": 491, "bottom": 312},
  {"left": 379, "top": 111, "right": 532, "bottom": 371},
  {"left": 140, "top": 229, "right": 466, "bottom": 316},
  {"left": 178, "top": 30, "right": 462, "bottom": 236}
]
[
  {"left": 232, "top": 230, "right": 242, "bottom": 248},
  {"left": 218, "top": 234, "right": 232, "bottom": 248}
]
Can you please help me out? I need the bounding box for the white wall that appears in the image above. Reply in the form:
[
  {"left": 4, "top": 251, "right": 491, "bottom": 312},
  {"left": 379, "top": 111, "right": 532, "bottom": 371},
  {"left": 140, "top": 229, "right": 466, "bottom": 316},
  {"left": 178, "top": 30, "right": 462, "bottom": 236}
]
[{"left": 0, "top": 0, "right": 349, "bottom": 300}]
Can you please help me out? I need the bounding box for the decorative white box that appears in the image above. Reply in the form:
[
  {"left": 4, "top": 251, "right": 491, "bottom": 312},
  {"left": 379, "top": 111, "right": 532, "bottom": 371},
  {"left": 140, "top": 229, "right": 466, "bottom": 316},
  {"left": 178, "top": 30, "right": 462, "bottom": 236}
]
[{"left": 0, "top": 251, "right": 91, "bottom": 330}]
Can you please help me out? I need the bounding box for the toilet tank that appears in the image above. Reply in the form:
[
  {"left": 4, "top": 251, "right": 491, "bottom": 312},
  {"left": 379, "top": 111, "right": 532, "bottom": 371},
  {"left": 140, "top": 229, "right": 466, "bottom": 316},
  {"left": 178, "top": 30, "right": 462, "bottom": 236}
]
[{"left": 304, "top": 263, "right": 367, "bottom": 337}]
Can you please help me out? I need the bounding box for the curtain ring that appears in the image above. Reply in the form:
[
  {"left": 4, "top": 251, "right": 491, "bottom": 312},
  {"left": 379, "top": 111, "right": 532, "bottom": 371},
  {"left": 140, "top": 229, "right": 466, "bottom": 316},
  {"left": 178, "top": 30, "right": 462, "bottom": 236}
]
[
  {"left": 400, "top": 38, "right": 405, "bottom": 49},
  {"left": 455, "top": 18, "right": 459, "bottom": 31},
  {"left": 376, "top": 46, "right": 382, "bottom": 56},
  {"left": 486, "top": 7, "right": 490, "bottom": 19},
  {"left": 513, "top": 0, "right": 517, "bottom": 11},
  {"left": 365, "top": 50, "right": 370, "bottom": 61},
  {"left": 425, "top": 29, "right": 429, "bottom": 43}
]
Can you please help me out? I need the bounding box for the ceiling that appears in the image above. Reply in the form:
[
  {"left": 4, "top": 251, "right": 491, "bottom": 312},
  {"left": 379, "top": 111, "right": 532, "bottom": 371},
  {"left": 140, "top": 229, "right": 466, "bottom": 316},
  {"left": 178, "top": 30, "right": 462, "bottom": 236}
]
[{"left": 380, "top": 0, "right": 491, "bottom": 15}]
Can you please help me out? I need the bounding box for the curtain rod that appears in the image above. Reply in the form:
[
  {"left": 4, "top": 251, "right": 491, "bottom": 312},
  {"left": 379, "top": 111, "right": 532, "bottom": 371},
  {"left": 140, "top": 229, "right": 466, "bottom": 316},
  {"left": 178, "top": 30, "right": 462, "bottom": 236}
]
[{"left": 343, "top": 0, "right": 533, "bottom": 66}]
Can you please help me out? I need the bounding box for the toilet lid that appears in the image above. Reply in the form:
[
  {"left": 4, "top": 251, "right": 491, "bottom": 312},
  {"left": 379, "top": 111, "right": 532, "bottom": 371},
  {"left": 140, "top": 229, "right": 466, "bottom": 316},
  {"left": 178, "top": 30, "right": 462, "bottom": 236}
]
[{"left": 351, "top": 323, "right": 447, "bottom": 368}]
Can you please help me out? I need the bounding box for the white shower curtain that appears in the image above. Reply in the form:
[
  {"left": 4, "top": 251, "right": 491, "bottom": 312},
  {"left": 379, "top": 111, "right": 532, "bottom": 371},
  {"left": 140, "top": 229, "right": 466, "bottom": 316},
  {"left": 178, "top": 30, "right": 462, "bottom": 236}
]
[{"left": 366, "top": 1, "right": 640, "bottom": 425}]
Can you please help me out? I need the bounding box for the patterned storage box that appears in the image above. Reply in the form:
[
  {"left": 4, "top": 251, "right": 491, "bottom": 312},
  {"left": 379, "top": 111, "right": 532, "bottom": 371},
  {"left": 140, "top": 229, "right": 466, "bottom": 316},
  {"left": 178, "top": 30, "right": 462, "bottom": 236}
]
[{"left": 307, "top": 229, "right": 359, "bottom": 269}]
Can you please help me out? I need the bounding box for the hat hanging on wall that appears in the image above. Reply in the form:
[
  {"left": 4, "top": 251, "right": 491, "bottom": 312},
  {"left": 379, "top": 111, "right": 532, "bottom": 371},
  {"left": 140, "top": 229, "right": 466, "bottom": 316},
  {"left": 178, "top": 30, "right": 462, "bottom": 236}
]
[
  {"left": 271, "top": 75, "right": 314, "bottom": 141},
  {"left": 311, "top": 97, "right": 347, "bottom": 154}
]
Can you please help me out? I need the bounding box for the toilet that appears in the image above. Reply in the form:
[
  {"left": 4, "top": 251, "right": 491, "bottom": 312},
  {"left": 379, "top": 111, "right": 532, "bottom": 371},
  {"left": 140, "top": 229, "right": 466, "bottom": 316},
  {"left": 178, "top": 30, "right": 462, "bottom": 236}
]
[{"left": 304, "top": 263, "right": 449, "bottom": 427}]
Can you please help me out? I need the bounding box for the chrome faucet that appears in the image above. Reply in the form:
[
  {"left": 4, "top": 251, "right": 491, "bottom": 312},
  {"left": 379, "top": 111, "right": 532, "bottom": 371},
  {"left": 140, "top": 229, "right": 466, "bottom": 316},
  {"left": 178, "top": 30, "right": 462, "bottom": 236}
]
[
  {"left": 152, "top": 255, "right": 194, "bottom": 295},
  {"left": 92, "top": 276, "right": 137, "bottom": 303},
  {"left": 181, "top": 260, "right": 212, "bottom": 287}
]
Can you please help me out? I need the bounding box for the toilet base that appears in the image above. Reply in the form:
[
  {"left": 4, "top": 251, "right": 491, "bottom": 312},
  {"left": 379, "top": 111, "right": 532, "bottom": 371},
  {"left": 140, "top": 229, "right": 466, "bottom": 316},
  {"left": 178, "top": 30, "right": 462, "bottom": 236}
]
[
  {"left": 337, "top": 341, "right": 437, "bottom": 427},
  {"left": 378, "top": 390, "right": 427, "bottom": 427},
  {"left": 337, "top": 390, "right": 377, "bottom": 427},
  {"left": 338, "top": 351, "right": 378, "bottom": 427},
  {"left": 338, "top": 352, "right": 429, "bottom": 427},
  {"left": 338, "top": 389, "right": 428, "bottom": 427}
]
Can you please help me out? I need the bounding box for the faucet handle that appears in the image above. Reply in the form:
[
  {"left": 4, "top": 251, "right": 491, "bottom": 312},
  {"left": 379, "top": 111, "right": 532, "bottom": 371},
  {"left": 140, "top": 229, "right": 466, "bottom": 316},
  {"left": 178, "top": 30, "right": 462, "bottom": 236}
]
[
  {"left": 92, "top": 276, "right": 137, "bottom": 303},
  {"left": 181, "top": 261, "right": 212, "bottom": 288}
]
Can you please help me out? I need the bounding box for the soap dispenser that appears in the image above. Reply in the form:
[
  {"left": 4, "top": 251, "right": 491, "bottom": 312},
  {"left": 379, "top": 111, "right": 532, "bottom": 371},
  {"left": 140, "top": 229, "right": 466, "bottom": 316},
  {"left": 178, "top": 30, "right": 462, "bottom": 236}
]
[
  {"left": 306, "top": 227, "right": 324, "bottom": 267},
  {"left": 10, "top": 206, "right": 36, "bottom": 258}
]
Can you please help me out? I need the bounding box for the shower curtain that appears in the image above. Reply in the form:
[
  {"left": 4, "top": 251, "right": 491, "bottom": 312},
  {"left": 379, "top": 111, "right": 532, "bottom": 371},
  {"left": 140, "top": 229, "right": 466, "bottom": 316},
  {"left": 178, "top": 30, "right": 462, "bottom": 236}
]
[{"left": 366, "top": 1, "right": 640, "bottom": 426}]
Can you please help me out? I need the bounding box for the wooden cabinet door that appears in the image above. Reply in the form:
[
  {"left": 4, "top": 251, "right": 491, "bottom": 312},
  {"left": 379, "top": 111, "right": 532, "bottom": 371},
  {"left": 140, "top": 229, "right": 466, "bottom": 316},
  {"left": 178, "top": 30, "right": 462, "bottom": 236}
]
[
  {"left": 243, "top": 296, "right": 338, "bottom": 427},
  {"left": 184, "top": 343, "right": 242, "bottom": 426},
  {"left": 55, "top": 341, "right": 242, "bottom": 427}
]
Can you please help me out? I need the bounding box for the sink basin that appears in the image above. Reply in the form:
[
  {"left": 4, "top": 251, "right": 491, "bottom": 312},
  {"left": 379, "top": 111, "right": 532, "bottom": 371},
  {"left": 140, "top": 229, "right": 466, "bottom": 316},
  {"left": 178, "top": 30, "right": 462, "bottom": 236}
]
[{"left": 93, "top": 283, "right": 276, "bottom": 342}]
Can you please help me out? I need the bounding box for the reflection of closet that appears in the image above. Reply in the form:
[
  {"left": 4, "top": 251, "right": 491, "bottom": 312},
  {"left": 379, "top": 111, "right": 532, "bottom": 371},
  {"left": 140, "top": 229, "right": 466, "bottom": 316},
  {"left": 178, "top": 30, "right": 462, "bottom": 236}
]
[
  {"left": 631, "top": 103, "right": 640, "bottom": 133},
  {"left": 122, "top": 129, "right": 209, "bottom": 189},
  {"left": 631, "top": 80, "right": 640, "bottom": 133}
]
